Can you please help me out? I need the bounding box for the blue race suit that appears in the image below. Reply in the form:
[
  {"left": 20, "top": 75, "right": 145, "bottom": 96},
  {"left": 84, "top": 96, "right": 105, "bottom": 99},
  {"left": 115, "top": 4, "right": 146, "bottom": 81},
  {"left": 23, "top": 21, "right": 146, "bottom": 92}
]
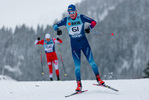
[{"left": 53, "top": 13, "right": 99, "bottom": 81}]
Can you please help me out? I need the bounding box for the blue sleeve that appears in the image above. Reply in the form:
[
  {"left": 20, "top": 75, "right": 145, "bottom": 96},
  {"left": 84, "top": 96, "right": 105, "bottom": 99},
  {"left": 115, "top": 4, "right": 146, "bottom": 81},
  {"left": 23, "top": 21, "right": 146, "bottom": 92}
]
[
  {"left": 53, "top": 17, "right": 67, "bottom": 31},
  {"left": 80, "top": 14, "right": 97, "bottom": 29},
  {"left": 80, "top": 14, "right": 94, "bottom": 23}
]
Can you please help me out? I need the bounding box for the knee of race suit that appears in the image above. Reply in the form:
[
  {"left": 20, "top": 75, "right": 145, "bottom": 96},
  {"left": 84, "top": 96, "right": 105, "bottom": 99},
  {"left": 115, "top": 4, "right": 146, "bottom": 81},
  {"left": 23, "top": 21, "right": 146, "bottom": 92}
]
[
  {"left": 54, "top": 60, "right": 59, "bottom": 70},
  {"left": 75, "top": 66, "right": 81, "bottom": 80},
  {"left": 48, "top": 62, "right": 52, "bottom": 66}
]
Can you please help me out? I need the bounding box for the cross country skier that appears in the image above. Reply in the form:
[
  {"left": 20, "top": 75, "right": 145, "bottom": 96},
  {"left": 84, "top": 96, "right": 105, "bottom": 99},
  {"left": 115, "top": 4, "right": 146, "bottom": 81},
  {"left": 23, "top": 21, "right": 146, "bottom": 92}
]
[
  {"left": 34, "top": 33, "right": 62, "bottom": 81},
  {"left": 53, "top": 4, "right": 105, "bottom": 91}
]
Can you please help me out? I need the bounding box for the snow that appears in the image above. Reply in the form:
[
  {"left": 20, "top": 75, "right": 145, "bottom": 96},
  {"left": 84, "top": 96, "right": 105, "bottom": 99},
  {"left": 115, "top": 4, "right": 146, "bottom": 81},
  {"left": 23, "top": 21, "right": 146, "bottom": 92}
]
[
  {"left": 0, "top": 79, "right": 149, "bottom": 100},
  {"left": 4, "top": 65, "right": 22, "bottom": 76},
  {"left": 3, "top": 56, "right": 23, "bottom": 75},
  {"left": 0, "top": 75, "right": 16, "bottom": 81}
]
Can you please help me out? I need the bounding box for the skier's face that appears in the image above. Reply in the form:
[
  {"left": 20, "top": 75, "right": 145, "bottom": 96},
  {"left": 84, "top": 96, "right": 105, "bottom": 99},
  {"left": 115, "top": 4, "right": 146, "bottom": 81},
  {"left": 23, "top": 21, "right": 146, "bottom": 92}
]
[
  {"left": 46, "top": 38, "right": 50, "bottom": 42},
  {"left": 69, "top": 11, "right": 77, "bottom": 19}
]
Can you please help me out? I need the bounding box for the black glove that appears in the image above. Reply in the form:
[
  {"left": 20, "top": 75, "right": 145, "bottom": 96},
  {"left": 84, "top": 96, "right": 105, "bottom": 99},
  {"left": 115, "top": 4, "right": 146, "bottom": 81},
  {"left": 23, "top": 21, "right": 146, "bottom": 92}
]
[
  {"left": 85, "top": 27, "right": 91, "bottom": 34},
  {"left": 57, "top": 37, "right": 59, "bottom": 40},
  {"left": 57, "top": 29, "right": 62, "bottom": 35},
  {"left": 37, "top": 37, "right": 40, "bottom": 40}
]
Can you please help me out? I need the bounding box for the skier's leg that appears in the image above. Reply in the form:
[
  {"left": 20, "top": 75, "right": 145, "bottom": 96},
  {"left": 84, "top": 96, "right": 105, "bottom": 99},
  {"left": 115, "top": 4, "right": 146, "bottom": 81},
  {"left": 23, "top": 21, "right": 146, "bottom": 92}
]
[
  {"left": 72, "top": 49, "right": 81, "bottom": 81},
  {"left": 53, "top": 53, "right": 60, "bottom": 80},
  {"left": 47, "top": 61, "right": 53, "bottom": 80},
  {"left": 82, "top": 45, "right": 99, "bottom": 75},
  {"left": 72, "top": 49, "right": 82, "bottom": 91},
  {"left": 82, "top": 44, "right": 104, "bottom": 84},
  {"left": 46, "top": 53, "right": 53, "bottom": 81}
]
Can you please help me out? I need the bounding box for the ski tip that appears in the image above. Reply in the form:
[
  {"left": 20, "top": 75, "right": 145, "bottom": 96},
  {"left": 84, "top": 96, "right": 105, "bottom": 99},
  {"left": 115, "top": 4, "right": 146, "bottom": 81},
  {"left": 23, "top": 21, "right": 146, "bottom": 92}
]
[{"left": 115, "top": 89, "right": 119, "bottom": 92}]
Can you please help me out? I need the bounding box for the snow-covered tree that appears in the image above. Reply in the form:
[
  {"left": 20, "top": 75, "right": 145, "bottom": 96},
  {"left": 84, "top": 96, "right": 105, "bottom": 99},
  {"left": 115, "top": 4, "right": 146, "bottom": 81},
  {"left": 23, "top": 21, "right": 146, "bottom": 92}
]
[{"left": 143, "top": 63, "right": 149, "bottom": 78}]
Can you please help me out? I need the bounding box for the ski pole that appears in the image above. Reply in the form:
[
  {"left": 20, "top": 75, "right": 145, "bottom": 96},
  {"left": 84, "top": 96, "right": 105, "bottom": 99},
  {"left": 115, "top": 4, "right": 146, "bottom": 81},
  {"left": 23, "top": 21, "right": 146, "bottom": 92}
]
[
  {"left": 90, "top": 31, "right": 114, "bottom": 35},
  {"left": 57, "top": 36, "right": 67, "bottom": 76},
  {"left": 39, "top": 45, "right": 44, "bottom": 80},
  {"left": 90, "top": 31, "right": 104, "bottom": 34}
]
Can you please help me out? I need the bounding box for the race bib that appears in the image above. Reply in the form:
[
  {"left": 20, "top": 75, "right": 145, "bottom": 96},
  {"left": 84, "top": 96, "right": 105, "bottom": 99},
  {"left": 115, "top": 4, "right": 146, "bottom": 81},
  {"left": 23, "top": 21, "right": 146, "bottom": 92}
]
[
  {"left": 69, "top": 24, "right": 83, "bottom": 35},
  {"left": 45, "top": 44, "right": 54, "bottom": 52}
]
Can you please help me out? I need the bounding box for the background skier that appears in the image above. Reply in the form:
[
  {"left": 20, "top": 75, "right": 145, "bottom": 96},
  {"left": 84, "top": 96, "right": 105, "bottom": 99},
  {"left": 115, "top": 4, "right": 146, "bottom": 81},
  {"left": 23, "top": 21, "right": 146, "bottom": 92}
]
[{"left": 35, "top": 33, "right": 62, "bottom": 81}]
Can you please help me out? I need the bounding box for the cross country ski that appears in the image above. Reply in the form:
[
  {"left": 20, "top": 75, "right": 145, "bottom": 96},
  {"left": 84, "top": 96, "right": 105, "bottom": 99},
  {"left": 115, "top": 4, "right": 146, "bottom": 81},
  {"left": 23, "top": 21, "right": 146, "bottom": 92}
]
[
  {"left": 65, "top": 90, "right": 88, "bottom": 97},
  {"left": 93, "top": 83, "right": 119, "bottom": 92}
]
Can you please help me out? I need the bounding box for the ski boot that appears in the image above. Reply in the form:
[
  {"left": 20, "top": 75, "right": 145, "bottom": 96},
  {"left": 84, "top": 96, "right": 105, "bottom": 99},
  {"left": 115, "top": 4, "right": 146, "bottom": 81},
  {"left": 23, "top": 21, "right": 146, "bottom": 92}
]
[
  {"left": 75, "top": 81, "right": 82, "bottom": 91},
  {"left": 57, "top": 76, "right": 60, "bottom": 81},
  {"left": 96, "top": 74, "right": 105, "bottom": 85},
  {"left": 50, "top": 78, "right": 53, "bottom": 81}
]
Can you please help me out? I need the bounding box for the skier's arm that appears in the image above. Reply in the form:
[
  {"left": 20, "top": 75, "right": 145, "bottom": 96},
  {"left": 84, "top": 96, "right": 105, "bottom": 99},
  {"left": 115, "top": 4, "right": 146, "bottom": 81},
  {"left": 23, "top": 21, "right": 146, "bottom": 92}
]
[
  {"left": 34, "top": 39, "right": 44, "bottom": 45},
  {"left": 53, "top": 17, "right": 67, "bottom": 31},
  {"left": 53, "top": 38, "right": 63, "bottom": 43},
  {"left": 80, "top": 14, "right": 97, "bottom": 29}
]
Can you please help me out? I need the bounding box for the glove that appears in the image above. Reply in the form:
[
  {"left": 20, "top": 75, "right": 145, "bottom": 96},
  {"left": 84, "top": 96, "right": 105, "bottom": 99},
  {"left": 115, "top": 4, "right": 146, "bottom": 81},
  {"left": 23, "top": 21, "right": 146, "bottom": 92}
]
[
  {"left": 57, "top": 37, "right": 59, "bottom": 40},
  {"left": 85, "top": 27, "right": 91, "bottom": 34},
  {"left": 37, "top": 37, "right": 40, "bottom": 40},
  {"left": 57, "top": 29, "right": 62, "bottom": 35}
]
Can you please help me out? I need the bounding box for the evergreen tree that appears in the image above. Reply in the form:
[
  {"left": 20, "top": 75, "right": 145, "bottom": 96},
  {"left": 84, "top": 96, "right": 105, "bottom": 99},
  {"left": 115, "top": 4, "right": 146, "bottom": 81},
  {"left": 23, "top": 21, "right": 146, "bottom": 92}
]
[{"left": 143, "top": 63, "right": 149, "bottom": 78}]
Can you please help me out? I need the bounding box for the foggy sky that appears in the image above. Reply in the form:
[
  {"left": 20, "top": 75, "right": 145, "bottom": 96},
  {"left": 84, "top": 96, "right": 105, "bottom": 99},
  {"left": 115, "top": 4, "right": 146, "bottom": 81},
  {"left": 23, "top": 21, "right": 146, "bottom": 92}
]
[{"left": 0, "top": 0, "right": 82, "bottom": 30}]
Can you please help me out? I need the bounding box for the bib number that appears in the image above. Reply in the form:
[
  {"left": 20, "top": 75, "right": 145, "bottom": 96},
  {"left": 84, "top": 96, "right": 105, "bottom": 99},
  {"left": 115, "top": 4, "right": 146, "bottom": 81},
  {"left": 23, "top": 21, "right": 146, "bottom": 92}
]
[
  {"left": 72, "top": 27, "right": 79, "bottom": 32},
  {"left": 69, "top": 25, "right": 82, "bottom": 35},
  {"left": 45, "top": 44, "right": 54, "bottom": 52}
]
